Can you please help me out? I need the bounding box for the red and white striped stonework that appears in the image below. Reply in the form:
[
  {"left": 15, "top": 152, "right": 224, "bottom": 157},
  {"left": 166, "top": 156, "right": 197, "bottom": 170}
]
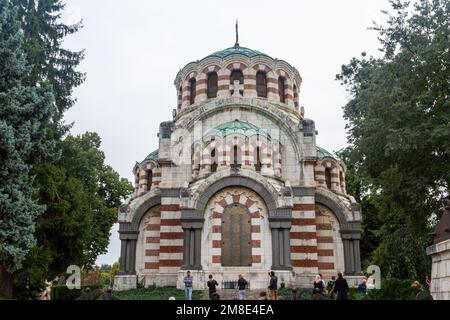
[
  {"left": 290, "top": 195, "right": 319, "bottom": 275},
  {"left": 193, "top": 135, "right": 280, "bottom": 178},
  {"left": 174, "top": 55, "right": 301, "bottom": 112},
  {"left": 314, "top": 160, "right": 346, "bottom": 195},
  {"left": 201, "top": 187, "right": 271, "bottom": 270},
  {"left": 316, "top": 204, "right": 345, "bottom": 275},
  {"left": 136, "top": 205, "right": 161, "bottom": 273},
  {"left": 158, "top": 197, "right": 183, "bottom": 272},
  {"left": 134, "top": 161, "right": 162, "bottom": 196}
]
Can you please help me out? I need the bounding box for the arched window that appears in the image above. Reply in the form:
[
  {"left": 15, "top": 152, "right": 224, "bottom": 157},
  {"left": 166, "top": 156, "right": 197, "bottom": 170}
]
[
  {"left": 207, "top": 72, "right": 218, "bottom": 98},
  {"left": 230, "top": 69, "right": 244, "bottom": 96},
  {"left": 278, "top": 76, "right": 286, "bottom": 103},
  {"left": 178, "top": 85, "right": 182, "bottom": 109},
  {"left": 211, "top": 148, "right": 217, "bottom": 173},
  {"left": 325, "top": 168, "right": 332, "bottom": 189},
  {"left": 147, "top": 169, "right": 153, "bottom": 191},
  {"left": 256, "top": 71, "right": 267, "bottom": 97},
  {"left": 293, "top": 84, "right": 299, "bottom": 108},
  {"left": 231, "top": 145, "right": 240, "bottom": 168},
  {"left": 255, "top": 147, "right": 261, "bottom": 172},
  {"left": 189, "top": 78, "right": 196, "bottom": 105}
]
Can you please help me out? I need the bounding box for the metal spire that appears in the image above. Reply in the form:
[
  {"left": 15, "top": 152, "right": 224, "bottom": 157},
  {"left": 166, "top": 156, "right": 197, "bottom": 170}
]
[{"left": 235, "top": 19, "right": 239, "bottom": 47}]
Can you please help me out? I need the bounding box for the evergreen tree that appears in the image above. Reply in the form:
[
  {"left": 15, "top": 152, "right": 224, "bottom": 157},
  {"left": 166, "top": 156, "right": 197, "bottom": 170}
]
[
  {"left": 337, "top": 0, "right": 450, "bottom": 279},
  {"left": 12, "top": 0, "right": 85, "bottom": 135},
  {"left": 0, "top": 0, "right": 54, "bottom": 298}
]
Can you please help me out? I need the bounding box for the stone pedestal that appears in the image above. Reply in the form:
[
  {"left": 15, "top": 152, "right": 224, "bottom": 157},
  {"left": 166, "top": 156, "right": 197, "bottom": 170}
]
[
  {"left": 427, "top": 239, "right": 450, "bottom": 300},
  {"left": 113, "top": 275, "right": 137, "bottom": 291}
]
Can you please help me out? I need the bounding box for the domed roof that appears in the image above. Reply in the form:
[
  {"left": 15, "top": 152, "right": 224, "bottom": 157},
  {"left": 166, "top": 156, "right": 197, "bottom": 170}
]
[
  {"left": 206, "top": 44, "right": 269, "bottom": 59},
  {"left": 141, "top": 149, "right": 158, "bottom": 164},
  {"left": 316, "top": 146, "right": 336, "bottom": 160},
  {"left": 205, "top": 119, "right": 271, "bottom": 140}
]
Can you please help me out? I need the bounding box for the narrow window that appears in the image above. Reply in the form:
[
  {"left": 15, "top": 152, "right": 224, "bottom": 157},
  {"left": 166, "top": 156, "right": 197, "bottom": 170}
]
[
  {"left": 255, "top": 147, "right": 261, "bottom": 172},
  {"left": 325, "top": 168, "right": 332, "bottom": 189},
  {"left": 147, "top": 170, "right": 153, "bottom": 191},
  {"left": 278, "top": 76, "right": 286, "bottom": 103},
  {"left": 339, "top": 171, "right": 344, "bottom": 190},
  {"left": 293, "top": 84, "right": 298, "bottom": 108},
  {"left": 256, "top": 71, "right": 267, "bottom": 98},
  {"left": 211, "top": 148, "right": 217, "bottom": 173},
  {"left": 178, "top": 85, "right": 182, "bottom": 109},
  {"left": 232, "top": 145, "right": 240, "bottom": 168},
  {"left": 189, "top": 78, "right": 196, "bottom": 105},
  {"left": 207, "top": 72, "right": 218, "bottom": 98}
]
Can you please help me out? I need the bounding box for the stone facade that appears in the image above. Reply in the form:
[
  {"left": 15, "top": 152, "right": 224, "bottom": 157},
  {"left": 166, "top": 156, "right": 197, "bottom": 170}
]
[
  {"left": 427, "top": 240, "right": 450, "bottom": 300},
  {"left": 114, "top": 42, "right": 362, "bottom": 290}
]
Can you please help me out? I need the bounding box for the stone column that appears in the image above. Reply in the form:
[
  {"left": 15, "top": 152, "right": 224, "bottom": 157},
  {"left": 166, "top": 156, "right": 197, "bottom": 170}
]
[
  {"left": 118, "top": 231, "right": 138, "bottom": 275},
  {"left": 283, "top": 228, "right": 292, "bottom": 268},
  {"left": 270, "top": 217, "right": 292, "bottom": 270},
  {"left": 181, "top": 210, "right": 204, "bottom": 270},
  {"left": 342, "top": 231, "right": 362, "bottom": 276},
  {"left": 271, "top": 228, "right": 280, "bottom": 268}
]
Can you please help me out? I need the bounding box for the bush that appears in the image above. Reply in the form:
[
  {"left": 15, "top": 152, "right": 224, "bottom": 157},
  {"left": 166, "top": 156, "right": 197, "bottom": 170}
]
[
  {"left": 278, "top": 287, "right": 313, "bottom": 300},
  {"left": 114, "top": 286, "right": 203, "bottom": 300},
  {"left": 51, "top": 285, "right": 103, "bottom": 300},
  {"left": 367, "top": 278, "right": 418, "bottom": 300}
]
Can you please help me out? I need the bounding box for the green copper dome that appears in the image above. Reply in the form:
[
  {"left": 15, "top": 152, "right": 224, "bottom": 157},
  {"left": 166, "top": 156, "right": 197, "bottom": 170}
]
[
  {"left": 316, "top": 146, "right": 336, "bottom": 160},
  {"left": 207, "top": 45, "right": 269, "bottom": 59},
  {"left": 141, "top": 149, "right": 158, "bottom": 164},
  {"left": 205, "top": 119, "right": 271, "bottom": 140}
]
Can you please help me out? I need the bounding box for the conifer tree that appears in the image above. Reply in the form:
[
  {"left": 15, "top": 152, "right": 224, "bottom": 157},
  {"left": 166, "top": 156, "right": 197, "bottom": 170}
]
[{"left": 0, "top": 0, "right": 54, "bottom": 298}]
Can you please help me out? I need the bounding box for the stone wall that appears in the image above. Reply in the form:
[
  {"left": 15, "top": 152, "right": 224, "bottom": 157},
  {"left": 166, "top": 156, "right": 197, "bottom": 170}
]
[{"left": 427, "top": 239, "right": 450, "bottom": 300}]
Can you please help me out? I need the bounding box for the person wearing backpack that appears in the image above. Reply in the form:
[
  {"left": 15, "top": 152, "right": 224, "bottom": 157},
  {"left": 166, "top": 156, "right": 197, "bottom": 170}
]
[
  {"left": 207, "top": 274, "right": 219, "bottom": 299},
  {"left": 312, "top": 274, "right": 327, "bottom": 300}
]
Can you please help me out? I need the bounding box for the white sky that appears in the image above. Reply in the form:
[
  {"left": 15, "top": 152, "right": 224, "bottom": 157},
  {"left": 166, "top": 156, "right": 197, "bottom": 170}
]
[{"left": 60, "top": 0, "right": 388, "bottom": 266}]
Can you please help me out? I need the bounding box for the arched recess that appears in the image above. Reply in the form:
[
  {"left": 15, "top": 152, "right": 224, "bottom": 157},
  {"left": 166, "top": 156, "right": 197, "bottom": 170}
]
[
  {"left": 182, "top": 174, "right": 292, "bottom": 270},
  {"left": 118, "top": 195, "right": 161, "bottom": 275},
  {"left": 314, "top": 189, "right": 362, "bottom": 275}
]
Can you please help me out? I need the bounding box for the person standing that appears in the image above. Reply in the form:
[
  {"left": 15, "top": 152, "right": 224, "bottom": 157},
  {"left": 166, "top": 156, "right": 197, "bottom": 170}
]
[
  {"left": 268, "top": 271, "right": 278, "bottom": 300},
  {"left": 313, "top": 275, "right": 326, "bottom": 300},
  {"left": 326, "top": 276, "right": 336, "bottom": 299},
  {"left": 237, "top": 274, "right": 248, "bottom": 300},
  {"left": 207, "top": 274, "right": 219, "bottom": 299},
  {"left": 332, "top": 273, "right": 350, "bottom": 300},
  {"left": 183, "top": 271, "right": 193, "bottom": 300}
]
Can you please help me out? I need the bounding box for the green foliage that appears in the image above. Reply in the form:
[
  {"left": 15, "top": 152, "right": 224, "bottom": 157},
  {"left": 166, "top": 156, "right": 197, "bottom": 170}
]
[
  {"left": 0, "top": 0, "right": 54, "bottom": 298},
  {"left": 337, "top": 0, "right": 449, "bottom": 280},
  {"left": 50, "top": 284, "right": 102, "bottom": 300},
  {"left": 14, "top": 133, "right": 133, "bottom": 297},
  {"left": 11, "top": 0, "right": 85, "bottom": 134},
  {"left": 277, "top": 287, "right": 313, "bottom": 300},
  {"left": 114, "top": 286, "right": 204, "bottom": 300},
  {"left": 367, "top": 278, "right": 418, "bottom": 300}
]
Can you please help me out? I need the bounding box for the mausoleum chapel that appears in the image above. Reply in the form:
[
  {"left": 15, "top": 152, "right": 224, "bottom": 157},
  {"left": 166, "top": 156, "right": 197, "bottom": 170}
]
[{"left": 114, "top": 31, "right": 363, "bottom": 290}]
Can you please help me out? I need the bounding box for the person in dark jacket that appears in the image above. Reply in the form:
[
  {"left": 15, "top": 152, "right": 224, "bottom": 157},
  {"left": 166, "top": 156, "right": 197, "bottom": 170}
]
[
  {"left": 237, "top": 274, "right": 248, "bottom": 300},
  {"left": 332, "top": 273, "right": 349, "bottom": 300},
  {"left": 268, "top": 271, "right": 278, "bottom": 300},
  {"left": 207, "top": 274, "right": 219, "bottom": 299}
]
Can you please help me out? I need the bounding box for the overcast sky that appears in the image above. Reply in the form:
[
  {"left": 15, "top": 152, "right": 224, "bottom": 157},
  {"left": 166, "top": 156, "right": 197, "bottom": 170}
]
[{"left": 60, "top": 0, "right": 389, "bottom": 266}]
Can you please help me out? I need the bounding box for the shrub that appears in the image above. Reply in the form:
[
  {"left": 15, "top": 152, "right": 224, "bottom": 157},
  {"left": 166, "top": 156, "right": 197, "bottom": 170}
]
[
  {"left": 367, "top": 278, "right": 418, "bottom": 300},
  {"left": 114, "top": 286, "right": 203, "bottom": 300},
  {"left": 51, "top": 285, "right": 103, "bottom": 300},
  {"left": 278, "top": 287, "right": 313, "bottom": 300}
]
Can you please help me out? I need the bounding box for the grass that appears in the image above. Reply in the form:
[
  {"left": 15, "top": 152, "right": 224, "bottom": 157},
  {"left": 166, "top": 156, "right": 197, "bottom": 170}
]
[{"left": 113, "top": 286, "right": 204, "bottom": 300}]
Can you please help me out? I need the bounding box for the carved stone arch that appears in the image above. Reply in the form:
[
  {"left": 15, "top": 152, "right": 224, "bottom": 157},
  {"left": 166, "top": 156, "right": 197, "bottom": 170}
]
[
  {"left": 193, "top": 175, "right": 278, "bottom": 214},
  {"left": 130, "top": 195, "right": 162, "bottom": 232},
  {"left": 181, "top": 102, "right": 301, "bottom": 164}
]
